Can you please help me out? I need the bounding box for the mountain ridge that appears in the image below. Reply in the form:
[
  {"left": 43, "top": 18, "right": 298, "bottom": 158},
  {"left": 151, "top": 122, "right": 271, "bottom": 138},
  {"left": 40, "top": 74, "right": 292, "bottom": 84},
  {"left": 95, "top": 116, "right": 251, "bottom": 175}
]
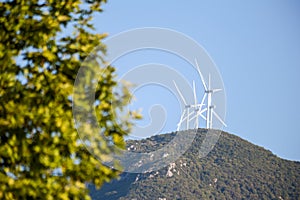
[{"left": 89, "top": 129, "right": 300, "bottom": 200}]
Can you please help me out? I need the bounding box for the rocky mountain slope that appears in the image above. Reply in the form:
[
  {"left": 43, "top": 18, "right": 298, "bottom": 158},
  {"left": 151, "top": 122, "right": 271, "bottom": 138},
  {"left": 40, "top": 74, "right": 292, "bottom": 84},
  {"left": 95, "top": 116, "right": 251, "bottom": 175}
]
[{"left": 88, "top": 129, "right": 300, "bottom": 200}]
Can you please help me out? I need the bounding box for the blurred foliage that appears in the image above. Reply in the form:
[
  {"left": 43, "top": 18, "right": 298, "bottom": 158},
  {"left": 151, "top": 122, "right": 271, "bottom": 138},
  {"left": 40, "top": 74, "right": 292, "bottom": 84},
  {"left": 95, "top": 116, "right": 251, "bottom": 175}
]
[
  {"left": 90, "top": 129, "right": 300, "bottom": 200},
  {"left": 0, "top": 0, "right": 139, "bottom": 199}
]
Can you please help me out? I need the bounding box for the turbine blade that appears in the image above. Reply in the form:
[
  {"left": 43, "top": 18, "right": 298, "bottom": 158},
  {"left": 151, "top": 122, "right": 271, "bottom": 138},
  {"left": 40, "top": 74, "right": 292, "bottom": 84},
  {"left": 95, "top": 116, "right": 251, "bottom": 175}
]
[
  {"left": 200, "top": 113, "right": 206, "bottom": 120},
  {"left": 212, "top": 89, "right": 222, "bottom": 93},
  {"left": 173, "top": 80, "right": 188, "bottom": 106},
  {"left": 212, "top": 111, "right": 227, "bottom": 127},
  {"left": 182, "top": 108, "right": 197, "bottom": 122},
  {"left": 182, "top": 109, "right": 195, "bottom": 122},
  {"left": 177, "top": 110, "right": 185, "bottom": 125},
  {"left": 177, "top": 109, "right": 186, "bottom": 130},
  {"left": 199, "top": 107, "right": 207, "bottom": 114},
  {"left": 189, "top": 114, "right": 197, "bottom": 121},
  {"left": 191, "top": 107, "right": 207, "bottom": 121},
  {"left": 208, "top": 73, "right": 211, "bottom": 91},
  {"left": 193, "top": 80, "right": 197, "bottom": 105},
  {"left": 195, "top": 59, "right": 208, "bottom": 91},
  {"left": 178, "top": 109, "right": 186, "bottom": 125},
  {"left": 200, "top": 93, "right": 207, "bottom": 106}
]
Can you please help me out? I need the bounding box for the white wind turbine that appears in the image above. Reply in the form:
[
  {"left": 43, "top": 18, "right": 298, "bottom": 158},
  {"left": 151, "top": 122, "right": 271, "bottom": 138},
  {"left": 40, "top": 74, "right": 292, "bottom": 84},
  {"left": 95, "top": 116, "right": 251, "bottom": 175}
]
[
  {"left": 195, "top": 59, "right": 227, "bottom": 129},
  {"left": 173, "top": 80, "right": 191, "bottom": 131},
  {"left": 173, "top": 80, "right": 206, "bottom": 131}
]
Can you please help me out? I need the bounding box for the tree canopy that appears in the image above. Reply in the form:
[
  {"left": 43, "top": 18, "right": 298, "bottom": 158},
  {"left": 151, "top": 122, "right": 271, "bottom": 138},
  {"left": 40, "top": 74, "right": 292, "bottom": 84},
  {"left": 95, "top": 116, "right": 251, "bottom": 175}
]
[{"left": 0, "top": 0, "right": 137, "bottom": 199}]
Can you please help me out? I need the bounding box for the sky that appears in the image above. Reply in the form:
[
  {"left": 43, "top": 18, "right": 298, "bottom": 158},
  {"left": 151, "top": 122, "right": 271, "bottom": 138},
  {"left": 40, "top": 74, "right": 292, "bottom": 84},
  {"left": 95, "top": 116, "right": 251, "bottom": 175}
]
[{"left": 91, "top": 0, "right": 300, "bottom": 161}]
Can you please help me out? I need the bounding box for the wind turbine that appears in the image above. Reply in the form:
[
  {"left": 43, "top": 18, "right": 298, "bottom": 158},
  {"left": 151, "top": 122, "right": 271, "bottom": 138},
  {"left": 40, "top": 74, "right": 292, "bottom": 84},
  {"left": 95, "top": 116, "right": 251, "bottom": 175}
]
[
  {"left": 173, "top": 80, "right": 206, "bottom": 131},
  {"left": 173, "top": 80, "right": 191, "bottom": 131},
  {"left": 195, "top": 59, "right": 227, "bottom": 129}
]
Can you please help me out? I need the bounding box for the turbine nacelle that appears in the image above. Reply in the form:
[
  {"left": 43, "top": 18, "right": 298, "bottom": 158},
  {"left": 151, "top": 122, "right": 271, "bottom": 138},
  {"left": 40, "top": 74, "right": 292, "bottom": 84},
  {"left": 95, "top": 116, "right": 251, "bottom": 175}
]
[
  {"left": 205, "top": 89, "right": 222, "bottom": 94},
  {"left": 209, "top": 105, "right": 216, "bottom": 109},
  {"left": 191, "top": 103, "right": 205, "bottom": 111}
]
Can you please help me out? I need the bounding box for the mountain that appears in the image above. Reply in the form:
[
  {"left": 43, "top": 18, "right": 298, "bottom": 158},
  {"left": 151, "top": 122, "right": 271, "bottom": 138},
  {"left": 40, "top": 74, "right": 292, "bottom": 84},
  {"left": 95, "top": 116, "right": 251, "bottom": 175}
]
[{"left": 88, "top": 129, "right": 300, "bottom": 200}]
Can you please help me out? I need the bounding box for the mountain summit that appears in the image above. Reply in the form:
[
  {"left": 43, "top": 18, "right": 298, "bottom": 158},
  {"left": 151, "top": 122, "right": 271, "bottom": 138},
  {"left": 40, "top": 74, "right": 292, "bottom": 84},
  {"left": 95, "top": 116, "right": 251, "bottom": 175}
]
[{"left": 89, "top": 129, "right": 300, "bottom": 200}]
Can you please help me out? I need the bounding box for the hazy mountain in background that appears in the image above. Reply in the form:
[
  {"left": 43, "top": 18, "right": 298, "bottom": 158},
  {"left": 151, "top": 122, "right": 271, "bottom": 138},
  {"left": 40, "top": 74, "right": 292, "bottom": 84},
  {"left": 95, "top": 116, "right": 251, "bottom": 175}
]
[{"left": 89, "top": 129, "right": 300, "bottom": 200}]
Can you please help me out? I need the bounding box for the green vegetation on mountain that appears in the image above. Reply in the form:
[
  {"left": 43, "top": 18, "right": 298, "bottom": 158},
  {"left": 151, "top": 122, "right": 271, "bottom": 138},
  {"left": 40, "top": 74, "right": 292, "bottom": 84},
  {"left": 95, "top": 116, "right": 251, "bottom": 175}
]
[{"left": 89, "top": 129, "right": 300, "bottom": 200}]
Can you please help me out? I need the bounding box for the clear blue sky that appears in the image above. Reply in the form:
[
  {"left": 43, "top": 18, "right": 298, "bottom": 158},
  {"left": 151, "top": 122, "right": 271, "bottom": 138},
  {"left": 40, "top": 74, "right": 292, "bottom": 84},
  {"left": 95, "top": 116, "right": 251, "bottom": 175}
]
[{"left": 92, "top": 0, "right": 300, "bottom": 161}]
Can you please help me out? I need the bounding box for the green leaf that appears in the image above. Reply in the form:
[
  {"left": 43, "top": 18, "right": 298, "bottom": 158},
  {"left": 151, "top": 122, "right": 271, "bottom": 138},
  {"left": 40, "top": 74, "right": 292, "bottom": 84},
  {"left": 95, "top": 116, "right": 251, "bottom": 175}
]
[
  {"left": 42, "top": 50, "right": 56, "bottom": 61},
  {"left": 57, "top": 15, "right": 70, "bottom": 22}
]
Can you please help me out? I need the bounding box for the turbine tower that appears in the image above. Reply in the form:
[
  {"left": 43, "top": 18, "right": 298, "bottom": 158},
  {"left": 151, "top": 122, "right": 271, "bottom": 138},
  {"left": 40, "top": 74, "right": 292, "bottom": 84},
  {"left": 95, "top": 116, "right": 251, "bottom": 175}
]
[
  {"left": 195, "top": 59, "right": 227, "bottom": 129},
  {"left": 191, "top": 80, "right": 206, "bottom": 129}
]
